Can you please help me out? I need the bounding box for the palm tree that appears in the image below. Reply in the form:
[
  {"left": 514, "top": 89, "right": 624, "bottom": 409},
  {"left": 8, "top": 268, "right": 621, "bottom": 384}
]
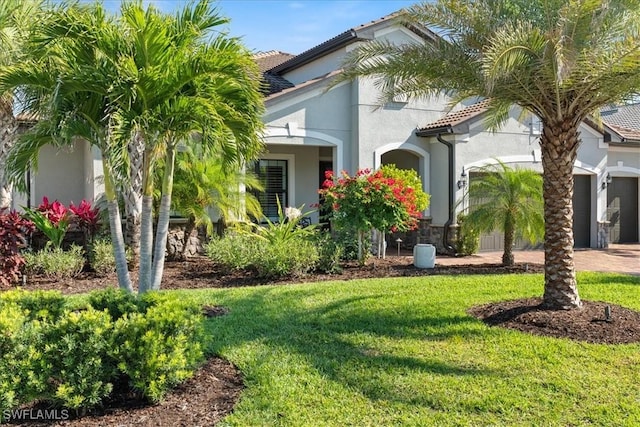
[
  {"left": 0, "top": 3, "right": 135, "bottom": 292},
  {"left": 2, "top": 0, "right": 264, "bottom": 293},
  {"left": 462, "top": 162, "right": 543, "bottom": 266},
  {"left": 340, "top": 0, "right": 640, "bottom": 309},
  {"left": 157, "top": 143, "right": 263, "bottom": 260},
  {"left": 113, "top": 0, "right": 264, "bottom": 292},
  {"left": 0, "top": 0, "right": 43, "bottom": 209}
]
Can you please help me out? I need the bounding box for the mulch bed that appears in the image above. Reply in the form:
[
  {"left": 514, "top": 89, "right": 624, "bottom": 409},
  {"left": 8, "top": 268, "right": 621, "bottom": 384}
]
[
  {"left": 468, "top": 298, "right": 640, "bottom": 344},
  {"left": 4, "top": 255, "right": 640, "bottom": 425}
]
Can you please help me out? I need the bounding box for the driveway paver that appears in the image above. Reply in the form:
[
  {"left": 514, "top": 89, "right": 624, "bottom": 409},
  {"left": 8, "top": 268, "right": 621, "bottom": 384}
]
[{"left": 435, "top": 244, "right": 640, "bottom": 276}]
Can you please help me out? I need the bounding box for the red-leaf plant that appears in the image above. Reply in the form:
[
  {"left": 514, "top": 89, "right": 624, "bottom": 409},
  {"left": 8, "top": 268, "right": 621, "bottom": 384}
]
[
  {"left": 0, "top": 208, "right": 35, "bottom": 287},
  {"left": 70, "top": 199, "right": 101, "bottom": 238}
]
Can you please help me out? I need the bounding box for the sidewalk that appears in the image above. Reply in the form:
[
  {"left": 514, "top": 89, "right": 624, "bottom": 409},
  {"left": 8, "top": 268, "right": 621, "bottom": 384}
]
[{"left": 434, "top": 244, "right": 640, "bottom": 276}]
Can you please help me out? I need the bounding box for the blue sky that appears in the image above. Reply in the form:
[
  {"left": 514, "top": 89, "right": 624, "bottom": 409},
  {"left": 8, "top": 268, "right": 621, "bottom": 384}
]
[{"left": 98, "top": 1, "right": 419, "bottom": 54}]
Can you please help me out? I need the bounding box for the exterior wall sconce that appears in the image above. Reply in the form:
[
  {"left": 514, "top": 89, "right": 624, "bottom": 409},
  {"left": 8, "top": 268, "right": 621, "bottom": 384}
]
[
  {"left": 602, "top": 173, "right": 612, "bottom": 190},
  {"left": 457, "top": 166, "right": 467, "bottom": 189}
]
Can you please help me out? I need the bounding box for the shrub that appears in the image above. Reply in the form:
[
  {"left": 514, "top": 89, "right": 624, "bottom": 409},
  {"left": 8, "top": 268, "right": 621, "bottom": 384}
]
[
  {"left": 0, "top": 305, "right": 47, "bottom": 414},
  {"left": 69, "top": 199, "right": 101, "bottom": 242},
  {"left": 0, "top": 289, "right": 67, "bottom": 322},
  {"left": 254, "top": 238, "right": 320, "bottom": 279},
  {"left": 39, "top": 308, "right": 115, "bottom": 410},
  {"left": 110, "top": 296, "right": 205, "bottom": 402},
  {"left": 456, "top": 213, "right": 480, "bottom": 256},
  {"left": 22, "top": 197, "right": 71, "bottom": 249},
  {"left": 88, "top": 288, "right": 142, "bottom": 320},
  {"left": 0, "top": 289, "right": 206, "bottom": 416},
  {"left": 23, "top": 245, "right": 85, "bottom": 280},
  {"left": 89, "top": 238, "right": 117, "bottom": 276},
  {"left": 314, "top": 234, "right": 343, "bottom": 274},
  {"left": 207, "top": 232, "right": 322, "bottom": 278},
  {"left": 205, "top": 232, "right": 261, "bottom": 271},
  {"left": 0, "top": 303, "right": 26, "bottom": 419},
  {"left": 0, "top": 208, "right": 34, "bottom": 287}
]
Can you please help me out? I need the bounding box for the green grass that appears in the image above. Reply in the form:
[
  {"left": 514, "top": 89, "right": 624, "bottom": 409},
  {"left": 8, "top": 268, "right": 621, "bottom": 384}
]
[{"left": 156, "top": 273, "right": 640, "bottom": 425}]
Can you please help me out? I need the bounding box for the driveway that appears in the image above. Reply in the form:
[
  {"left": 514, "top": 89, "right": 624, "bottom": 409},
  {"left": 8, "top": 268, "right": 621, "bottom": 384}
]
[{"left": 436, "top": 244, "right": 640, "bottom": 276}]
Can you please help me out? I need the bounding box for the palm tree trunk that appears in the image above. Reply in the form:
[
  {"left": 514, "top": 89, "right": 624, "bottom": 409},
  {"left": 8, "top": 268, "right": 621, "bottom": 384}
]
[
  {"left": 124, "top": 132, "right": 144, "bottom": 269},
  {"left": 103, "top": 162, "right": 133, "bottom": 293},
  {"left": 150, "top": 147, "right": 176, "bottom": 290},
  {"left": 138, "top": 147, "right": 155, "bottom": 293},
  {"left": 540, "top": 121, "right": 582, "bottom": 309},
  {"left": 0, "top": 100, "right": 18, "bottom": 209},
  {"left": 178, "top": 216, "right": 196, "bottom": 260},
  {"left": 137, "top": 195, "right": 154, "bottom": 293},
  {"left": 502, "top": 217, "right": 515, "bottom": 266}
]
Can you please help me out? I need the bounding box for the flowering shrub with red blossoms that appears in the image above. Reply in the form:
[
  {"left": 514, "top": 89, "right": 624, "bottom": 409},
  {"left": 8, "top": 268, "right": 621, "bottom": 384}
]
[
  {"left": 319, "top": 166, "right": 429, "bottom": 263},
  {"left": 319, "top": 166, "right": 427, "bottom": 233}
]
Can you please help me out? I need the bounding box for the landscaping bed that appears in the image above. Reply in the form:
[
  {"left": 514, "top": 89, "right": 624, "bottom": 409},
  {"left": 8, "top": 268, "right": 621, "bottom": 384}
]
[{"left": 5, "top": 258, "right": 640, "bottom": 426}]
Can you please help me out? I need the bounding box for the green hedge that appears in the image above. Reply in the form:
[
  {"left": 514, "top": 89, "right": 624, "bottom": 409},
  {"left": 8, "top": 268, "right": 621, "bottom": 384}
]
[{"left": 0, "top": 288, "right": 205, "bottom": 419}]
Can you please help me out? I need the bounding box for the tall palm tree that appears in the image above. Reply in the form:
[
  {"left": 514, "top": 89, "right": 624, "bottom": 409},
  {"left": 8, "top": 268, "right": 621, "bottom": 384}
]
[
  {"left": 0, "top": 3, "right": 135, "bottom": 292},
  {"left": 113, "top": 0, "right": 264, "bottom": 292},
  {"left": 0, "top": 0, "right": 42, "bottom": 209},
  {"left": 462, "top": 162, "right": 544, "bottom": 266},
  {"left": 340, "top": 0, "right": 640, "bottom": 309}
]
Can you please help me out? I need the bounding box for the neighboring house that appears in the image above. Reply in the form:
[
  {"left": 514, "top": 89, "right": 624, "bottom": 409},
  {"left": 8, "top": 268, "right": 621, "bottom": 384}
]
[{"left": 11, "top": 13, "right": 640, "bottom": 252}]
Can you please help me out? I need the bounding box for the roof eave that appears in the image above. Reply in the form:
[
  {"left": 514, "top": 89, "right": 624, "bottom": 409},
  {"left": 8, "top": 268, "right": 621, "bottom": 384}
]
[
  {"left": 415, "top": 126, "right": 453, "bottom": 137},
  {"left": 270, "top": 30, "right": 360, "bottom": 74}
]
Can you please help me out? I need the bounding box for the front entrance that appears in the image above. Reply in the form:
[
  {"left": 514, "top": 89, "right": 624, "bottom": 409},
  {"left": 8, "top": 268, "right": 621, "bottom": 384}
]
[{"left": 608, "top": 177, "right": 639, "bottom": 243}]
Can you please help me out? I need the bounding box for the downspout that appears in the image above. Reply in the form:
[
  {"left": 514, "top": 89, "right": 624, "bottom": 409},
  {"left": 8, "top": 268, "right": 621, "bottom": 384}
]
[{"left": 436, "top": 133, "right": 457, "bottom": 255}]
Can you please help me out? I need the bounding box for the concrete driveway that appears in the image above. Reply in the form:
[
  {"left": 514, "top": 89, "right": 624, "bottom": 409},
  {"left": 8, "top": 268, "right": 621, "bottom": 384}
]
[{"left": 436, "top": 244, "right": 640, "bottom": 276}]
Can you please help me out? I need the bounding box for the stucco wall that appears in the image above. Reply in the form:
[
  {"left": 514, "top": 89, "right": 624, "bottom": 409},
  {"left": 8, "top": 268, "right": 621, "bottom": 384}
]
[{"left": 33, "top": 140, "right": 87, "bottom": 206}]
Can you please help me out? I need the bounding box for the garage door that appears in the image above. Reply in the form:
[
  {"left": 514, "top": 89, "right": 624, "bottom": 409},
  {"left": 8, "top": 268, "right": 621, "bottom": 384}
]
[
  {"left": 478, "top": 174, "right": 591, "bottom": 251},
  {"left": 608, "top": 177, "right": 639, "bottom": 243},
  {"left": 572, "top": 175, "right": 591, "bottom": 248}
]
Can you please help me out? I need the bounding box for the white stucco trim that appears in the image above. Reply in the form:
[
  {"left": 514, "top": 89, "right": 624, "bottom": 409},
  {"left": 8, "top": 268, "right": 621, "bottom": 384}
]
[
  {"left": 373, "top": 142, "right": 431, "bottom": 217},
  {"left": 265, "top": 80, "right": 349, "bottom": 115},
  {"left": 607, "top": 165, "right": 640, "bottom": 176},
  {"left": 463, "top": 155, "right": 602, "bottom": 175},
  {"left": 264, "top": 126, "right": 344, "bottom": 175}
]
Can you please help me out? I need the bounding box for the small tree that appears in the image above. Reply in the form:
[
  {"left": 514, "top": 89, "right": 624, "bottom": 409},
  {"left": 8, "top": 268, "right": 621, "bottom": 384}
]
[
  {"left": 462, "top": 162, "right": 543, "bottom": 266},
  {"left": 320, "top": 167, "right": 428, "bottom": 264}
]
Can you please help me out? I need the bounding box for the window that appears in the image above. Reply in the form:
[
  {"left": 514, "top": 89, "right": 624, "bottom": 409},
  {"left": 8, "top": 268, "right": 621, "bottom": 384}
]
[{"left": 252, "top": 159, "right": 288, "bottom": 220}]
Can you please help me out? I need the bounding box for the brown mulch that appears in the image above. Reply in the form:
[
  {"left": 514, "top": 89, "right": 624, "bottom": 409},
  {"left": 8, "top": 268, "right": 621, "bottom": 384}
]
[
  {"left": 468, "top": 297, "right": 640, "bottom": 344},
  {"left": 4, "top": 255, "right": 640, "bottom": 426}
]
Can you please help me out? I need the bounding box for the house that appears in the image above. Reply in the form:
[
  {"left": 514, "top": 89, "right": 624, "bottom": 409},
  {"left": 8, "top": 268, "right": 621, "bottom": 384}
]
[
  {"left": 253, "top": 14, "right": 640, "bottom": 251},
  {"left": 12, "top": 13, "right": 640, "bottom": 252}
]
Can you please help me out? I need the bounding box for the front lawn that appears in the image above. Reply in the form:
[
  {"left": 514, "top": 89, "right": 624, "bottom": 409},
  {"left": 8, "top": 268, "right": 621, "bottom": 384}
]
[{"left": 179, "top": 272, "right": 640, "bottom": 426}]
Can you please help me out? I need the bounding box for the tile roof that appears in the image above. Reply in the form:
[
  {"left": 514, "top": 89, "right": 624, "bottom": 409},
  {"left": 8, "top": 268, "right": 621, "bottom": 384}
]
[
  {"left": 253, "top": 50, "right": 295, "bottom": 73},
  {"left": 261, "top": 72, "right": 295, "bottom": 95},
  {"left": 607, "top": 124, "right": 640, "bottom": 142},
  {"left": 416, "top": 99, "right": 491, "bottom": 133},
  {"left": 601, "top": 103, "right": 640, "bottom": 132},
  {"left": 253, "top": 51, "right": 296, "bottom": 95},
  {"left": 265, "top": 70, "right": 342, "bottom": 102}
]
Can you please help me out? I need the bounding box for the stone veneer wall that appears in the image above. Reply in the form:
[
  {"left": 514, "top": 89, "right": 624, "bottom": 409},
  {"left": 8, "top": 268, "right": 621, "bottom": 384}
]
[
  {"left": 388, "top": 218, "right": 460, "bottom": 255},
  {"left": 166, "top": 221, "right": 207, "bottom": 258}
]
